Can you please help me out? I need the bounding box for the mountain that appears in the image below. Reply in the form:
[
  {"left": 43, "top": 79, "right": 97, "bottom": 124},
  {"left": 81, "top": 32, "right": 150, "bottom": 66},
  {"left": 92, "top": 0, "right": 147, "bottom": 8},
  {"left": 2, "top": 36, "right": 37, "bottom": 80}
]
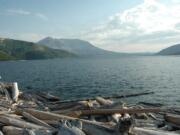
[
  {"left": 38, "top": 37, "right": 125, "bottom": 57},
  {"left": 0, "top": 37, "right": 76, "bottom": 61},
  {"left": 158, "top": 44, "right": 180, "bottom": 55}
]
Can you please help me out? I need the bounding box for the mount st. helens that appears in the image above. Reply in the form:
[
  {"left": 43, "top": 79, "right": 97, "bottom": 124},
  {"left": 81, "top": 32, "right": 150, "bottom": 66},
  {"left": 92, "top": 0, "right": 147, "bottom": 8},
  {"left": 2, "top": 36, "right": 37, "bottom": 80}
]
[{"left": 38, "top": 37, "right": 126, "bottom": 57}]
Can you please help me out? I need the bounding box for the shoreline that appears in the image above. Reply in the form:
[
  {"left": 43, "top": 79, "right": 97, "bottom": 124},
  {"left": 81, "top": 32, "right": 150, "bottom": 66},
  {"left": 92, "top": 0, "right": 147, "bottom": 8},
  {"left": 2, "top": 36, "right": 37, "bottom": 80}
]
[{"left": 0, "top": 82, "right": 179, "bottom": 135}]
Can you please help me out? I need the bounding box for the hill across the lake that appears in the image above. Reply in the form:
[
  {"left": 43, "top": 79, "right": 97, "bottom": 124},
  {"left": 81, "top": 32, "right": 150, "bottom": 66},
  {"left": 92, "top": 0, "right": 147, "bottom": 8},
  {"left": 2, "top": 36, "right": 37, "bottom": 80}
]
[
  {"left": 158, "top": 44, "right": 180, "bottom": 55},
  {"left": 0, "top": 37, "right": 76, "bottom": 61}
]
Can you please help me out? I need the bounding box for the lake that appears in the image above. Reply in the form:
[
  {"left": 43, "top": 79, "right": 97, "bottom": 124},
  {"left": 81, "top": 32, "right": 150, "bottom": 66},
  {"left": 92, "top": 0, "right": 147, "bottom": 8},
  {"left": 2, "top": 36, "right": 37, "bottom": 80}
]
[{"left": 0, "top": 56, "right": 180, "bottom": 107}]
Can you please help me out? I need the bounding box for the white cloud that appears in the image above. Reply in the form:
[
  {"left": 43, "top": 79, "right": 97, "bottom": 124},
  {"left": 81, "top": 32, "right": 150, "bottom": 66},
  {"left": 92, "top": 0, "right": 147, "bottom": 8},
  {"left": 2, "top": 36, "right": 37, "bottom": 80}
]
[
  {"left": 6, "top": 9, "right": 48, "bottom": 21},
  {"left": 172, "top": 0, "right": 180, "bottom": 4},
  {"left": 83, "top": 0, "right": 180, "bottom": 52},
  {"left": 0, "top": 33, "right": 46, "bottom": 42},
  {"left": 7, "top": 9, "right": 31, "bottom": 15},
  {"left": 35, "top": 13, "right": 48, "bottom": 21},
  {"left": 15, "top": 33, "right": 46, "bottom": 42}
]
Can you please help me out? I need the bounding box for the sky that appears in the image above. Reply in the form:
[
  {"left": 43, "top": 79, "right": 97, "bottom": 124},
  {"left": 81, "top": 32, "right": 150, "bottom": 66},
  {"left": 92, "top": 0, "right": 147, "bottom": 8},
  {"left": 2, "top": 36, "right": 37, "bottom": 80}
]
[{"left": 0, "top": 0, "right": 180, "bottom": 53}]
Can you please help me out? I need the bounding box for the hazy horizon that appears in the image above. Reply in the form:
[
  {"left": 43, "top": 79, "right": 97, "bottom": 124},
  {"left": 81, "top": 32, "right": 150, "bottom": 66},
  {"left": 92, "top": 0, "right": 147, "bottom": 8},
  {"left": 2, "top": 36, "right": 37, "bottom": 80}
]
[{"left": 0, "top": 0, "right": 180, "bottom": 53}]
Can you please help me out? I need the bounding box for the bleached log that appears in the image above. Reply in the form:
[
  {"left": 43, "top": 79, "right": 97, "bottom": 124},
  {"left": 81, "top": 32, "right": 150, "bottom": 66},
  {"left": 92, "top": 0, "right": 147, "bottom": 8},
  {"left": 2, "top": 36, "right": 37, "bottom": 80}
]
[
  {"left": 0, "top": 131, "right": 3, "bottom": 135},
  {"left": 17, "top": 108, "right": 133, "bottom": 135},
  {"left": 96, "top": 97, "right": 122, "bottom": 122},
  {"left": 22, "top": 112, "right": 53, "bottom": 129},
  {"left": 16, "top": 108, "right": 116, "bottom": 128},
  {"left": 69, "top": 108, "right": 165, "bottom": 117},
  {"left": 96, "top": 97, "right": 113, "bottom": 106},
  {"left": 12, "top": 82, "right": 19, "bottom": 103},
  {"left": 0, "top": 111, "right": 11, "bottom": 115},
  {"left": 0, "top": 115, "right": 47, "bottom": 129},
  {"left": 133, "top": 127, "right": 179, "bottom": 135},
  {"left": 57, "top": 120, "right": 86, "bottom": 135},
  {"left": 147, "top": 113, "right": 158, "bottom": 120},
  {"left": 18, "top": 109, "right": 122, "bottom": 135}
]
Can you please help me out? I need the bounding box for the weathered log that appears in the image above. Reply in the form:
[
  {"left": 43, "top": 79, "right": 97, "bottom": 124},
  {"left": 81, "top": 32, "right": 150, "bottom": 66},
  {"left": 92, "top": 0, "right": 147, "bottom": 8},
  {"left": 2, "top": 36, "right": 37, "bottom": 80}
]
[
  {"left": 138, "top": 102, "right": 163, "bottom": 107},
  {"left": 133, "top": 127, "right": 179, "bottom": 135},
  {"left": 44, "top": 119, "right": 109, "bottom": 129},
  {"left": 48, "top": 102, "right": 85, "bottom": 111},
  {"left": 55, "top": 91, "right": 154, "bottom": 104},
  {"left": 0, "top": 115, "right": 48, "bottom": 129},
  {"left": 16, "top": 108, "right": 116, "bottom": 129},
  {"left": 68, "top": 108, "right": 165, "bottom": 117},
  {"left": 3, "top": 126, "right": 54, "bottom": 135},
  {"left": 19, "top": 107, "right": 164, "bottom": 119},
  {"left": 99, "top": 101, "right": 124, "bottom": 109},
  {"left": 95, "top": 97, "right": 113, "bottom": 106},
  {"left": 3, "top": 126, "right": 23, "bottom": 135},
  {"left": 3, "top": 89, "right": 12, "bottom": 103},
  {"left": 17, "top": 101, "right": 37, "bottom": 109},
  {"left": 17, "top": 108, "right": 124, "bottom": 135},
  {"left": 77, "top": 100, "right": 101, "bottom": 110},
  {"left": 17, "top": 108, "right": 134, "bottom": 135},
  {"left": 147, "top": 113, "right": 158, "bottom": 120},
  {"left": 165, "top": 113, "right": 180, "bottom": 127},
  {"left": 0, "top": 111, "right": 11, "bottom": 115},
  {"left": 133, "top": 106, "right": 149, "bottom": 120},
  {"left": 22, "top": 128, "right": 54, "bottom": 135},
  {"left": 57, "top": 120, "right": 86, "bottom": 135},
  {"left": 43, "top": 120, "right": 59, "bottom": 126},
  {"left": 22, "top": 112, "right": 53, "bottom": 129},
  {"left": 82, "top": 122, "right": 118, "bottom": 135},
  {"left": 3, "top": 114, "right": 23, "bottom": 120},
  {"left": 36, "top": 92, "right": 60, "bottom": 102},
  {"left": 52, "top": 105, "right": 86, "bottom": 114},
  {"left": 16, "top": 108, "right": 77, "bottom": 121},
  {"left": 135, "top": 119, "right": 158, "bottom": 128},
  {"left": 95, "top": 97, "right": 122, "bottom": 123}
]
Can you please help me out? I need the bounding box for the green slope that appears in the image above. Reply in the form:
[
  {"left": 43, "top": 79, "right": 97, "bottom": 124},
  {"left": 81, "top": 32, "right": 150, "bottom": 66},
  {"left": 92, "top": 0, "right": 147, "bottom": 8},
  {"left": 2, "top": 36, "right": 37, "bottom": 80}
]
[
  {"left": 0, "top": 51, "right": 15, "bottom": 60},
  {"left": 0, "top": 38, "right": 76, "bottom": 60}
]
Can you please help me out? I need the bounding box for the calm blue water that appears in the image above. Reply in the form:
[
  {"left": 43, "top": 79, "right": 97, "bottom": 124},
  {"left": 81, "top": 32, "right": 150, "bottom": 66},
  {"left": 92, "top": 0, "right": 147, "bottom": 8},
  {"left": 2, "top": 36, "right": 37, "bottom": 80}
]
[{"left": 0, "top": 56, "right": 180, "bottom": 106}]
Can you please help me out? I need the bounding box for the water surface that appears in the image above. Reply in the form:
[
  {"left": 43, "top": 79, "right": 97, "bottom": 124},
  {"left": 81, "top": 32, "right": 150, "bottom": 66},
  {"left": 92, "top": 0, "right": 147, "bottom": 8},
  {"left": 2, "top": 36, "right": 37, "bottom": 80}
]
[{"left": 0, "top": 56, "right": 180, "bottom": 107}]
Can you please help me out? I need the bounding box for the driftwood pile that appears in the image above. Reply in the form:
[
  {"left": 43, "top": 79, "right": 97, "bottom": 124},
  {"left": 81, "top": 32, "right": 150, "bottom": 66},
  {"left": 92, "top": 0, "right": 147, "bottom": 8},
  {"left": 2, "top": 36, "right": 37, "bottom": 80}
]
[{"left": 0, "top": 82, "right": 180, "bottom": 135}]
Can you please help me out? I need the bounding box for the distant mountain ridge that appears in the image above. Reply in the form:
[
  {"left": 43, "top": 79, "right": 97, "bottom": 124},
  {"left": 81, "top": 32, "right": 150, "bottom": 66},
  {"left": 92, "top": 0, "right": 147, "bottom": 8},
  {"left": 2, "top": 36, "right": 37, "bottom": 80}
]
[
  {"left": 38, "top": 37, "right": 126, "bottom": 57},
  {"left": 0, "top": 38, "right": 76, "bottom": 61},
  {"left": 158, "top": 44, "right": 180, "bottom": 55}
]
